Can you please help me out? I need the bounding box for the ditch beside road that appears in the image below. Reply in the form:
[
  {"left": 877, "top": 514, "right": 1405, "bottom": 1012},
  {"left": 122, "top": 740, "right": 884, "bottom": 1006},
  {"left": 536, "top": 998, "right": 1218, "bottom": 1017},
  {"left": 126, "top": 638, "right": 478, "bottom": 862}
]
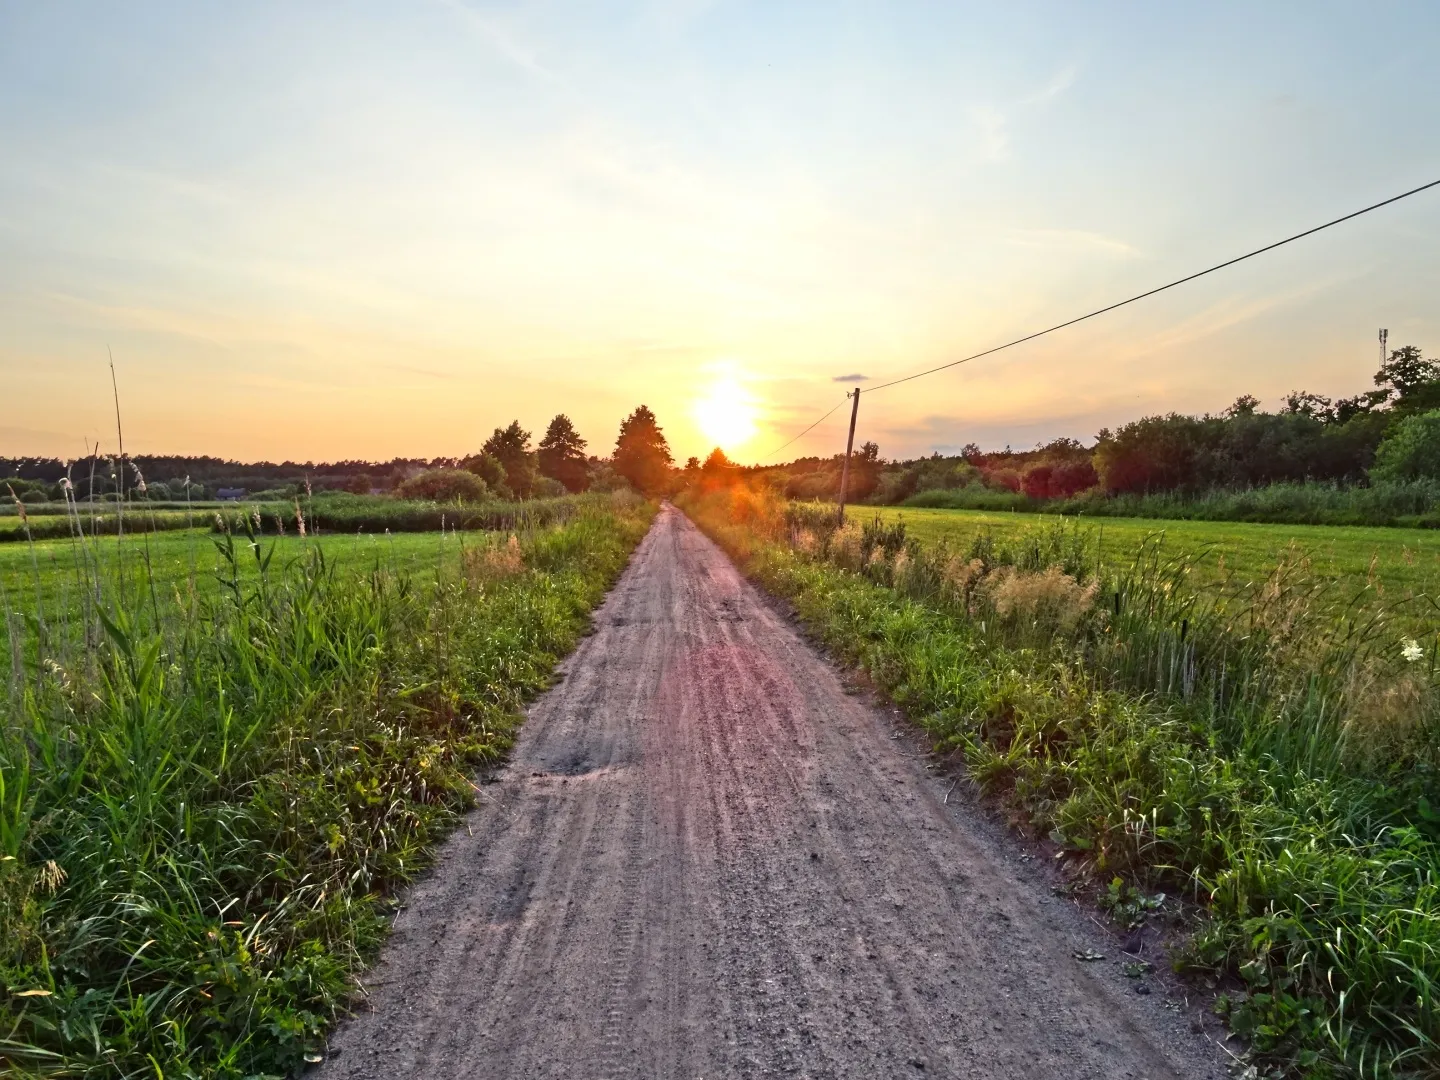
[{"left": 320, "top": 504, "right": 1227, "bottom": 1079}]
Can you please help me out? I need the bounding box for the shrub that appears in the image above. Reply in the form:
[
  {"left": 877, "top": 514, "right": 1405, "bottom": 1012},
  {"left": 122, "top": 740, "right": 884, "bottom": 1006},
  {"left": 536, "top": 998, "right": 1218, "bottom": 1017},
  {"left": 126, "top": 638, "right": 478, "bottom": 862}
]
[
  {"left": 1370, "top": 409, "right": 1440, "bottom": 483},
  {"left": 397, "top": 468, "right": 490, "bottom": 502},
  {"left": 461, "top": 452, "right": 511, "bottom": 499}
]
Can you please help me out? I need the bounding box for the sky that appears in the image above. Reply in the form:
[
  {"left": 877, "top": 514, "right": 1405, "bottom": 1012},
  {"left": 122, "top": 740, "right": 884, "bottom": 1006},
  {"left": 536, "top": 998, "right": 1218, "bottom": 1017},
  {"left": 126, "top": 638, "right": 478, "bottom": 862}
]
[{"left": 2, "top": 1, "right": 1439, "bottom": 466}]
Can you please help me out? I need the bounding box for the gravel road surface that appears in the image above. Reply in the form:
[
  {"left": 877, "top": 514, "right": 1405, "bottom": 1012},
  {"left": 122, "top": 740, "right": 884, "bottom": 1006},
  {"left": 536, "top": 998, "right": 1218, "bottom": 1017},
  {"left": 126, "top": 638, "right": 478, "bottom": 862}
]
[{"left": 321, "top": 504, "right": 1226, "bottom": 1079}]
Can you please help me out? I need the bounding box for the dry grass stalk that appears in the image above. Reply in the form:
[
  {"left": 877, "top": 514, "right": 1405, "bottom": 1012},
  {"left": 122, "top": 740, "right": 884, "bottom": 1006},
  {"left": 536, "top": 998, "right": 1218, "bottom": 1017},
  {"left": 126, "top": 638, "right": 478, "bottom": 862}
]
[
  {"left": 983, "top": 565, "right": 1098, "bottom": 630},
  {"left": 463, "top": 534, "right": 525, "bottom": 584}
]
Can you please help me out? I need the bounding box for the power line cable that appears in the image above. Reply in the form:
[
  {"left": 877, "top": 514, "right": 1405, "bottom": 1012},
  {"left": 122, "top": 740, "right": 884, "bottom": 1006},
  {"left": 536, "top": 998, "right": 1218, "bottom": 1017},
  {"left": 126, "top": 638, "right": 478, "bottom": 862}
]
[
  {"left": 753, "top": 177, "right": 1439, "bottom": 465},
  {"left": 862, "top": 177, "right": 1440, "bottom": 394},
  {"left": 760, "top": 394, "right": 850, "bottom": 461}
]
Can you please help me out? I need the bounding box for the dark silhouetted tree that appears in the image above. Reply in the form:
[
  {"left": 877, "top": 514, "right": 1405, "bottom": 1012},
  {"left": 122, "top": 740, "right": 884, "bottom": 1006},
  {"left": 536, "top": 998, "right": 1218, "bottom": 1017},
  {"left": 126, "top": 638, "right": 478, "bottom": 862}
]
[
  {"left": 483, "top": 421, "right": 539, "bottom": 498},
  {"left": 612, "top": 405, "right": 673, "bottom": 495},
  {"left": 461, "top": 452, "right": 509, "bottom": 498},
  {"left": 1377, "top": 346, "right": 1440, "bottom": 399},
  {"left": 1283, "top": 391, "right": 1336, "bottom": 424},
  {"left": 1225, "top": 394, "right": 1261, "bottom": 418},
  {"left": 537, "top": 414, "right": 589, "bottom": 492}
]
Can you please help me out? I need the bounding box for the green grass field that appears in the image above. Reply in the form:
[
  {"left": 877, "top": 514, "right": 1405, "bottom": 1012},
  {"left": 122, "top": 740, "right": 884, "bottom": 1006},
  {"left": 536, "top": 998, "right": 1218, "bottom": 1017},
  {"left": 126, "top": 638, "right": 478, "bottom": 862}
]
[
  {"left": 1, "top": 527, "right": 478, "bottom": 610},
  {"left": 0, "top": 528, "right": 505, "bottom": 652},
  {"left": 868, "top": 505, "right": 1440, "bottom": 633}
]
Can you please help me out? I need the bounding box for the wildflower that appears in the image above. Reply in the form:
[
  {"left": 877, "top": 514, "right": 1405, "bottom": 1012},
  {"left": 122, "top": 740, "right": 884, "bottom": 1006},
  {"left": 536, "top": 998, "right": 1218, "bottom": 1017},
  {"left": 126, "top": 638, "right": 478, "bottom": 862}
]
[
  {"left": 294, "top": 499, "right": 307, "bottom": 538},
  {"left": 1401, "top": 639, "right": 1425, "bottom": 663}
]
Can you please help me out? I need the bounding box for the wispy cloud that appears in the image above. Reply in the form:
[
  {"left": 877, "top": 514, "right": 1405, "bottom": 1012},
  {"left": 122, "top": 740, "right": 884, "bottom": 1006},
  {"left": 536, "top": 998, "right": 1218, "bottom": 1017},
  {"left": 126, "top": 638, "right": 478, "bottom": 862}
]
[
  {"left": 832, "top": 373, "right": 869, "bottom": 382},
  {"left": 438, "top": 0, "right": 557, "bottom": 80},
  {"left": 1128, "top": 275, "right": 1350, "bottom": 356},
  {"left": 967, "top": 105, "right": 1010, "bottom": 162},
  {"left": 1007, "top": 228, "right": 1141, "bottom": 258},
  {"left": 1024, "top": 64, "right": 1078, "bottom": 107},
  {"left": 967, "top": 64, "right": 1079, "bottom": 165}
]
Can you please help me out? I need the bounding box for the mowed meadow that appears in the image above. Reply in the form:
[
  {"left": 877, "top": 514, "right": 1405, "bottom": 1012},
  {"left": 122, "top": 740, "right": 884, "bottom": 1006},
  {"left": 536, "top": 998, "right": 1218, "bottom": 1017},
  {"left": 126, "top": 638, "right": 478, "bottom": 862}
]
[
  {"left": 0, "top": 492, "right": 654, "bottom": 1077},
  {"left": 870, "top": 505, "right": 1440, "bottom": 637},
  {"left": 680, "top": 485, "right": 1440, "bottom": 1079}
]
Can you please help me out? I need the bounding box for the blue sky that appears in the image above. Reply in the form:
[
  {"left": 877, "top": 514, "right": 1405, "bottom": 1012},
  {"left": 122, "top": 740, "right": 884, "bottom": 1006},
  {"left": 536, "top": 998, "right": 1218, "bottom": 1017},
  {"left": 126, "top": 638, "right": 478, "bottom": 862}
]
[{"left": 2, "top": 1, "right": 1438, "bottom": 462}]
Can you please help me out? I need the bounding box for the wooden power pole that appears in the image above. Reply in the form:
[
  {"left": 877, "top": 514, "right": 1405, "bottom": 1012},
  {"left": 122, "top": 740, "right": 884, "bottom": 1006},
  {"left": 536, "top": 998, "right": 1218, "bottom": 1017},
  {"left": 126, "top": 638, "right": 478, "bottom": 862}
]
[{"left": 836, "top": 387, "right": 861, "bottom": 525}]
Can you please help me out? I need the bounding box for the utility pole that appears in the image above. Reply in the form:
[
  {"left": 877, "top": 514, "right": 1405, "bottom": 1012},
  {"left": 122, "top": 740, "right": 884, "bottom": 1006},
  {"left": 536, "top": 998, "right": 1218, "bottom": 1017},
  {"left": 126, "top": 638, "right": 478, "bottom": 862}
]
[{"left": 836, "top": 387, "right": 861, "bottom": 525}]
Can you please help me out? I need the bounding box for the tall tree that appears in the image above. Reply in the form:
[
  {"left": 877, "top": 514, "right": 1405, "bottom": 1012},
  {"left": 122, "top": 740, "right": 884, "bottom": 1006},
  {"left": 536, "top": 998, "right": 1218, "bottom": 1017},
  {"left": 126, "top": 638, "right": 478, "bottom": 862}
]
[
  {"left": 612, "top": 405, "right": 673, "bottom": 495},
  {"left": 537, "top": 414, "right": 590, "bottom": 492},
  {"left": 1378, "top": 345, "right": 1440, "bottom": 415},
  {"left": 1377, "top": 346, "right": 1440, "bottom": 399},
  {"left": 482, "top": 421, "right": 538, "bottom": 498}
]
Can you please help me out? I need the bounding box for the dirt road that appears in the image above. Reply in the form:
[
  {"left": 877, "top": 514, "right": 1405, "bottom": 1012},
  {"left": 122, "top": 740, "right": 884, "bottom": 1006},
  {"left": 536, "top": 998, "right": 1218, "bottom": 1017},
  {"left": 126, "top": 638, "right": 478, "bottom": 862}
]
[{"left": 321, "top": 505, "right": 1224, "bottom": 1079}]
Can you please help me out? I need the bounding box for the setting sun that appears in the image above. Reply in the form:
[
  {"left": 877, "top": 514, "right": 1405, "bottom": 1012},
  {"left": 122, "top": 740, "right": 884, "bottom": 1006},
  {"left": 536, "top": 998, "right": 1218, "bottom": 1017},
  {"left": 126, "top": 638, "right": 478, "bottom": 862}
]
[{"left": 692, "top": 367, "right": 759, "bottom": 453}]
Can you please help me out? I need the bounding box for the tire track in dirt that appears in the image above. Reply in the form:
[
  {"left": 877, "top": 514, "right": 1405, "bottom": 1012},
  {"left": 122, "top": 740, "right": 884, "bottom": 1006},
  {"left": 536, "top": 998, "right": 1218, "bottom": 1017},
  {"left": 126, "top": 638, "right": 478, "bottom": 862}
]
[{"left": 319, "top": 504, "right": 1226, "bottom": 1079}]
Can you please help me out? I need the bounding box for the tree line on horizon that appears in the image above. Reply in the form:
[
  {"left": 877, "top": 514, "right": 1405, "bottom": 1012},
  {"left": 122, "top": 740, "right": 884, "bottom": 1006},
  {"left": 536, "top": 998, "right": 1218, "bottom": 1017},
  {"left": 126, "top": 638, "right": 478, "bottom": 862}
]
[
  {"left": 3, "top": 406, "right": 680, "bottom": 504},
  {"left": 7, "top": 345, "right": 1438, "bottom": 511},
  {"left": 762, "top": 344, "right": 1440, "bottom": 506}
]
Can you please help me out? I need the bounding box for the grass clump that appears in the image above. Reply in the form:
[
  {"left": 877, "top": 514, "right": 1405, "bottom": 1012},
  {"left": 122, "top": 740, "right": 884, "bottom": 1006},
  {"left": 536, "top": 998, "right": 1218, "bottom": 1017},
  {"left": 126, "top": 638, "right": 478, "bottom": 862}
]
[
  {"left": 0, "top": 495, "right": 653, "bottom": 1077},
  {"left": 681, "top": 487, "right": 1440, "bottom": 1079},
  {"left": 1, "top": 492, "right": 618, "bottom": 544}
]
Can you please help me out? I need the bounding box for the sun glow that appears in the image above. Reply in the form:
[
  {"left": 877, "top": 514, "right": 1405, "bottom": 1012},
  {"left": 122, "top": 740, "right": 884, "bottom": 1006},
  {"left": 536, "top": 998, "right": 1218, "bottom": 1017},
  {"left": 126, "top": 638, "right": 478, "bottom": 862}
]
[{"left": 692, "top": 366, "right": 759, "bottom": 454}]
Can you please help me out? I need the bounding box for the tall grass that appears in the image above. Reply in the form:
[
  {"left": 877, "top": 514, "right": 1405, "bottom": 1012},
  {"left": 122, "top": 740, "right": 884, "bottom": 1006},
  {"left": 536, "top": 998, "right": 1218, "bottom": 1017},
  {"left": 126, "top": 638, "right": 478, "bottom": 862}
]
[
  {"left": 220, "top": 492, "right": 595, "bottom": 536},
  {"left": 0, "top": 492, "right": 653, "bottom": 1076},
  {"left": 0, "top": 493, "right": 610, "bottom": 544},
  {"left": 900, "top": 478, "right": 1440, "bottom": 528},
  {"left": 682, "top": 487, "right": 1440, "bottom": 1079}
]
